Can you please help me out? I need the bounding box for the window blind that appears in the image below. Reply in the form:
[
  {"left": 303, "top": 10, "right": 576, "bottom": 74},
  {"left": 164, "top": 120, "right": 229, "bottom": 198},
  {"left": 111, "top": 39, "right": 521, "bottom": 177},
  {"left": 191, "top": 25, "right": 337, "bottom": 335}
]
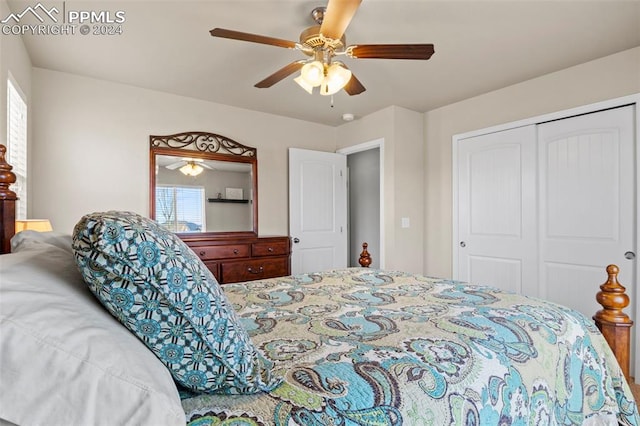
[
  {"left": 155, "top": 185, "right": 206, "bottom": 232},
  {"left": 7, "top": 78, "right": 27, "bottom": 220}
]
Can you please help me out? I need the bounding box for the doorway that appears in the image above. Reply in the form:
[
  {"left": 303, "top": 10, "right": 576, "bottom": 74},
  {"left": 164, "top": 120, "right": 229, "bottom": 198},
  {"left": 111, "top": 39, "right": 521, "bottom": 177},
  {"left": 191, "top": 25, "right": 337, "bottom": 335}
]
[
  {"left": 338, "top": 139, "right": 384, "bottom": 269},
  {"left": 288, "top": 140, "right": 384, "bottom": 274}
]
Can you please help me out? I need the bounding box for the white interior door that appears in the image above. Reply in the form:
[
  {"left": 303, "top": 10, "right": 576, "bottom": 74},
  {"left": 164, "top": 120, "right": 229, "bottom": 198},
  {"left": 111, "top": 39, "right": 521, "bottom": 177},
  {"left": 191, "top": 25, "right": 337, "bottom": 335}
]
[
  {"left": 289, "top": 148, "right": 347, "bottom": 275},
  {"left": 456, "top": 125, "right": 538, "bottom": 295},
  {"left": 537, "top": 105, "right": 636, "bottom": 319}
]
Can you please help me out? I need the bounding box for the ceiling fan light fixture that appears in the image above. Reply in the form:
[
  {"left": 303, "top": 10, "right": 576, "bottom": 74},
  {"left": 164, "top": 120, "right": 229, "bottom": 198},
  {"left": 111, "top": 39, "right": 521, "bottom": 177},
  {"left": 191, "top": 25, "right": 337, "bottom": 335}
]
[
  {"left": 300, "top": 60, "right": 324, "bottom": 86},
  {"left": 320, "top": 62, "right": 352, "bottom": 96},
  {"left": 180, "top": 162, "right": 204, "bottom": 177},
  {"left": 294, "top": 75, "right": 314, "bottom": 94}
]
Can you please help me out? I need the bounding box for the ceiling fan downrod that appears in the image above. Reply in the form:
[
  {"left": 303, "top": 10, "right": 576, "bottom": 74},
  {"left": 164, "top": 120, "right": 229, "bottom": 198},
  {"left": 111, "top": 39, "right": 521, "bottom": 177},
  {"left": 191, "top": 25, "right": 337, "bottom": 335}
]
[{"left": 311, "top": 7, "right": 326, "bottom": 25}]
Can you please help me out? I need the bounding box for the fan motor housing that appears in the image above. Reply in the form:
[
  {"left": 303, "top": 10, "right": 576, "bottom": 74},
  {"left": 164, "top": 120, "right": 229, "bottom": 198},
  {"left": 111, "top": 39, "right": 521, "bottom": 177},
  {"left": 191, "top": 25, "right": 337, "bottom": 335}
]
[{"left": 299, "top": 25, "right": 345, "bottom": 54}]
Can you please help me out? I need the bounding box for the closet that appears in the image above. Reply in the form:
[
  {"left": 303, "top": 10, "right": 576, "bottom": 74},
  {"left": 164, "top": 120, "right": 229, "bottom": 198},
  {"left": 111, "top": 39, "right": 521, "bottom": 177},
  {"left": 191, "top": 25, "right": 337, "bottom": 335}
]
[{"left": 453, "top": 97, "right": 638, "bottom": 375}]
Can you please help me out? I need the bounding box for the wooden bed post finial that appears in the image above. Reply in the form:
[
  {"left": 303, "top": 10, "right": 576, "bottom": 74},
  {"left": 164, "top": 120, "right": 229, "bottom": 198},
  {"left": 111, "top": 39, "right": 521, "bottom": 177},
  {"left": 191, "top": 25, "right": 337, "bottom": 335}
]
[
  {"left": 358, "top": 242, "right": 372, "bottom": 267},
  {"left": 595, "top": 265, "right": 631, "bottom": 324},
  {"left": 0, "top": 145, "right": 17, "bottom": 200},
  {"left": 0, "top": 144, "right": 17, "bottom": 254},
  {"left": 593, "top": 264, "right": 633, "bottom": 381}
]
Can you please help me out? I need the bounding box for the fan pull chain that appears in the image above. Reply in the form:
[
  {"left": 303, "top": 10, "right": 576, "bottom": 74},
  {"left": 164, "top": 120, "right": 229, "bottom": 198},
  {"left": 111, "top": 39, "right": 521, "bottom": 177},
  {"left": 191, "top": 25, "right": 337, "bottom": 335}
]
[{"left": 331, "top": 95, "right": 334, "bottom": 108}]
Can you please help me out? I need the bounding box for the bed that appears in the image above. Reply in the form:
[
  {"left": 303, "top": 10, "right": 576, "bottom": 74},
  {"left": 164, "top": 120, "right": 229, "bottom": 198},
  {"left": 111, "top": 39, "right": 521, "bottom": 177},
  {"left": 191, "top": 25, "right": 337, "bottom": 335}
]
[{"left": 0, "top": 144, "right": 637, "bottom": 425}]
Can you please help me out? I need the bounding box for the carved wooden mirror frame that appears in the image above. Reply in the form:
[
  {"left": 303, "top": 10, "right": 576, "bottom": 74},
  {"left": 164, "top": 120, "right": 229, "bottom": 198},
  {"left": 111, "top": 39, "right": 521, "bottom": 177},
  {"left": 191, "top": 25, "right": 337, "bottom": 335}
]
[{"left": 149, "top": 131, "right": 258, "bottom": 239}]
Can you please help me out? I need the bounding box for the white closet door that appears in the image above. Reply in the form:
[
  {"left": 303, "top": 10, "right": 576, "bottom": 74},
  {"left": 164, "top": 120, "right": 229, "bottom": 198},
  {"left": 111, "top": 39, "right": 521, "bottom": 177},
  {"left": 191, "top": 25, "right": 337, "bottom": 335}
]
[
  {"left": 457, "top": 125, "right": 538, "bottom": 295},
  {"left": 538, "top": 105, "right": 636, "bottom": 318}
]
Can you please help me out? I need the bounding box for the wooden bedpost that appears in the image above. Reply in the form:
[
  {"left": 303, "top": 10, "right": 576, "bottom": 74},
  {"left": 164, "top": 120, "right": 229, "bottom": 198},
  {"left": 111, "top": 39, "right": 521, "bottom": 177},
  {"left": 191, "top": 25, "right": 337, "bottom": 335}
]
[
  {"left": 358, "top": 242, "right": 372, "bottom": 267},
  {"left": 0, "top": 144, "right": 17, "bottom": 254},
  {"left": 593, "top": 264, "right": 633, "bottom": 381}
]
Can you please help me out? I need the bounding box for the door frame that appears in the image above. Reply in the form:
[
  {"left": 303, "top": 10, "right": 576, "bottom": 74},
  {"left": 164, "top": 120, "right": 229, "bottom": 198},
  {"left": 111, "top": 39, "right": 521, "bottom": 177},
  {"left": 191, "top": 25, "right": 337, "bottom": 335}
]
[
  {"left": 452, "top": 93, "right": 640, "bottom": 376},
  {"left": 338, "top": 138, "right": 386, "bottom": 269}
]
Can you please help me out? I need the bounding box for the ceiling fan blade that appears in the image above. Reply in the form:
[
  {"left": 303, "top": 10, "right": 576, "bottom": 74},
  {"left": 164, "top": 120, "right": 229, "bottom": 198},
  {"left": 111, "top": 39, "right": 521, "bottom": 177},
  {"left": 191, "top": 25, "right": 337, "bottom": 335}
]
[
  {"left": 255, "top": 61, "right": 305, "bottom": 88},
  {"left": 166, "top": 161, "right": 184, "bottom": 170},
  {"left": 344, "top": 73, "right": 366, "bottom": 96},
  {"left": 210, "top": 28, "right": 297, "bottom": 49},
  {"left": 339, "top": 65, "right": 366, "bottom": 95},
  {"left": 320, "top": 0, "right": 362, "bottom": 40},
  {"left": 349, "top": 44, "right": 435, "bottom": 60}
]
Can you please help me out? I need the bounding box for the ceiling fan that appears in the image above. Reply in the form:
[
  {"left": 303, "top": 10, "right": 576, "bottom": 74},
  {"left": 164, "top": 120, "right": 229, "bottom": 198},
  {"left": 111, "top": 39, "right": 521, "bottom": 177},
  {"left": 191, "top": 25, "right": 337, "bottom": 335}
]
[
  {"left": 210, "top": 0, "right": 434, "bottom": 96},
  {"left": 166, "top": 159, "right": 212, "bottom": 177},
  {"left": 165, "top": 158, "right": 210, "bottom": 170}
]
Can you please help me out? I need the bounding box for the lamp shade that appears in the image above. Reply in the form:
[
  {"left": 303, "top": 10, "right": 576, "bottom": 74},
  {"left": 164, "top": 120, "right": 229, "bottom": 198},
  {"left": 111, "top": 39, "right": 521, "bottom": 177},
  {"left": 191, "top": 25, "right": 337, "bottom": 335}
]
[
  {"left": 300, "top": 61, "right": 324, "bottom": 87},
  {"left": 15, "top": 219, "right": 53, "bottom": 233},
  {"left": 294, "top": 75, "right": 314, "bottom": 94},
  {"left": 320, "top": 63, "right": 352, "bottom": 96}
]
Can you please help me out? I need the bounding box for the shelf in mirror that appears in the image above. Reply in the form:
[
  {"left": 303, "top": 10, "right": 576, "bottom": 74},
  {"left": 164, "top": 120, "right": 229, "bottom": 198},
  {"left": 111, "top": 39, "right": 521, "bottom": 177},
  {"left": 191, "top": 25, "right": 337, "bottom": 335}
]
[{"left": 208, "top": 198, "right": 249, "bottom": 204}]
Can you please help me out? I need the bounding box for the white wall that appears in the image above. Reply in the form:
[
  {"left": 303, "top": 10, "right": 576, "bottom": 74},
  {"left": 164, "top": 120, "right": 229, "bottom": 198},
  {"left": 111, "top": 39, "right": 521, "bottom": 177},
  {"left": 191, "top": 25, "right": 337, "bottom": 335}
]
[
  {"left": 424, "top": 46, "right": 640, "bottom": 278},
  {"left": 30, "top": 68, "right": 336, "bottom": 235},
  {"left": 0, "top": 0, "right": 31, "bottom": 209},
  {"left": 337, "top": 105, "right": 424, "bottom": 273},
  {"left": 24, "top": 42, "right": 640, "bottom": 277},
  {"left": 29, "top": 67, "right": 428, "bottom": 272},
  {"left": 29, "top": 68, "right": 428, "bottom": 273},
  {"left": 0, "top": 0, "right": 32, "bottom": 145}
]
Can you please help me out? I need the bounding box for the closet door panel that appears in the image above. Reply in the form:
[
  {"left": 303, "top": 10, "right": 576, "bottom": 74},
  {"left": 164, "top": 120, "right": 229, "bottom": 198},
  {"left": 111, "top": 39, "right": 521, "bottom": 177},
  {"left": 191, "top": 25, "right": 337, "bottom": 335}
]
[
  {"left": 457, "top": 125, "right": 538, "bottom": 295},
  {"left": 538, "top": 105, "right": 636, "bottom": 317}
]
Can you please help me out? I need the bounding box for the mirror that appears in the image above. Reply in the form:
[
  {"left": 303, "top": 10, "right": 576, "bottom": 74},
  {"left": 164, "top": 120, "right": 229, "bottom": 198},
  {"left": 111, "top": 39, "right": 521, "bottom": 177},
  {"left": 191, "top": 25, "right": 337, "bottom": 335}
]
[{"left": 149, "top": 132, "right": 258, "bottom": 237}]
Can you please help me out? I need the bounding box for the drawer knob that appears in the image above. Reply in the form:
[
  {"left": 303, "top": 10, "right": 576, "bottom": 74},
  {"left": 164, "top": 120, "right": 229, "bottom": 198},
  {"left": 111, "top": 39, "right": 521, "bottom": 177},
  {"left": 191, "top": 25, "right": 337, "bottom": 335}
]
[
  {"left": 199, "top": 251, "right": 205, "bottom": 256},
  {"left": 268, "top": 247, "right": 274, "bottom": 252},
  {"left": 233, "top": 249, "right": 239, "bottom": 255},
  {"left": 248, "top": 266, "right": 264, "bottom": 274}
]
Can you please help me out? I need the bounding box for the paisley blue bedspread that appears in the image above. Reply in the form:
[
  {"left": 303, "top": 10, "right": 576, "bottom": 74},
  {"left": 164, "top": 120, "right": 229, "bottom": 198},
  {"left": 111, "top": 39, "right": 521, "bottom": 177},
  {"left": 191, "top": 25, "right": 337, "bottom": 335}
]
[{"left": 181, "top": 268, "right": 639, "bottom": 425}]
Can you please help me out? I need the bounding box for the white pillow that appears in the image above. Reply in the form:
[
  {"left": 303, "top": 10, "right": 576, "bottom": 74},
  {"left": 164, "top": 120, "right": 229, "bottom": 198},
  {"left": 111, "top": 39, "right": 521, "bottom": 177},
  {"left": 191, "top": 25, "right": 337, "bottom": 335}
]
[
  {"left": 0, "top": 232, "right": 186, "bottom": 426},
  {"left": 11, "top": 229, "right": 73, "bottom": 253}
]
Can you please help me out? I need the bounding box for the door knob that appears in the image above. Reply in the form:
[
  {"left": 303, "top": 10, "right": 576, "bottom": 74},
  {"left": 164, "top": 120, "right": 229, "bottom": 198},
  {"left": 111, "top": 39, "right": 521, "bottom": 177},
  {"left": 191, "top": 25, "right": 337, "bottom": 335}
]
[
  {"left": 459, "top": 241, "right": 466, "bottom": 248},
  {"left": 293, "top": 238, "right": 300, "bottom": 244},
  {"left": 625, "top": 251, "right": 636, "bottom": 260}
]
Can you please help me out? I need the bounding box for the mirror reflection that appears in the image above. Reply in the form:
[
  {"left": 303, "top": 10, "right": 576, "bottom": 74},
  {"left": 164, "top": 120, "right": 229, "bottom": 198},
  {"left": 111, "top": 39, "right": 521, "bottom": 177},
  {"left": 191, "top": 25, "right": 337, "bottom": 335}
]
[{"left": 155, "top": 155, "right": 253, "bottom": 233}]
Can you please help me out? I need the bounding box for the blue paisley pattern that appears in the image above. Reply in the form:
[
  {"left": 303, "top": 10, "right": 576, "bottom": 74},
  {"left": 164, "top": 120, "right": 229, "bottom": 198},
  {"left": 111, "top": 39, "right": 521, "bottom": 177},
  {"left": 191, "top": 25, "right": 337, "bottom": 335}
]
[
  {"left": 72, "top": 211, "right": 280, "bottom": 394},
  {"left": 182, "top": 268, "right": 639, "bottom": 425}
]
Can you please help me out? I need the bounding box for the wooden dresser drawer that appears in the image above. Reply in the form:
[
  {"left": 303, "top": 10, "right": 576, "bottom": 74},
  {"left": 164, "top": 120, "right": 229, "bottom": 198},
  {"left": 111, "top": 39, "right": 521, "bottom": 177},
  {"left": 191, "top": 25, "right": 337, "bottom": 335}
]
[
  {"left": 194, "top": 244, "right": 250, "bottom": 261},
  {"left": 252, "top": 240, "right": 289, "bottom": 257},
  {"left": 183, "top": 235, "right": 290, "bottom": 284},
  {"left": 221, "top": 257, "right": 289, "bottom": 283},
  {"left": 203, "top": 261, "right": 220, "bottom": 281}
]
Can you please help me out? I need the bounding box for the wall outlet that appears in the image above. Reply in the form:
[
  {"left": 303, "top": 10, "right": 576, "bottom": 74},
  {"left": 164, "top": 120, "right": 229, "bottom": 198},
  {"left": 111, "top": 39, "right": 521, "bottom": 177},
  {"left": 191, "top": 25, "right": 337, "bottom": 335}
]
[{"left": 401, "top": 217, "right": 410, "bottom": 228}]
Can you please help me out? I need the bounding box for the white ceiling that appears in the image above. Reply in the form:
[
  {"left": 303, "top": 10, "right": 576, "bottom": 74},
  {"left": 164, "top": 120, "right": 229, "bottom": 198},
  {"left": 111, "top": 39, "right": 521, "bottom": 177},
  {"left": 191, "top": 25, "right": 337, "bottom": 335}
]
[{"left": 9, "top": 0, "right": 640, "bottom": 126}]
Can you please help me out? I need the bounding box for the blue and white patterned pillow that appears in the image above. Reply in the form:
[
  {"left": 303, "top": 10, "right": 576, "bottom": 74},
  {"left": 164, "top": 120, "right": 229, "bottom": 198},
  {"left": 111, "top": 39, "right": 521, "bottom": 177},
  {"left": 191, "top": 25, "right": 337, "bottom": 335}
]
[{"left": 71, "top": 211, "right": 281, "bottom": 394}]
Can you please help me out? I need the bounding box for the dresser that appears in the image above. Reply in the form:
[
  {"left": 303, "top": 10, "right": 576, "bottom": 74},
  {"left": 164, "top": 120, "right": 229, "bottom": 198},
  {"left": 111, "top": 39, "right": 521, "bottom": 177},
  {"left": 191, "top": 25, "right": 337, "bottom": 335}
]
[
  {"left": 184, "top": 235, "right": 291, "bottom": 284},
  {"left": 150, "top": 132, "right": 291, "bottom": 284}
]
